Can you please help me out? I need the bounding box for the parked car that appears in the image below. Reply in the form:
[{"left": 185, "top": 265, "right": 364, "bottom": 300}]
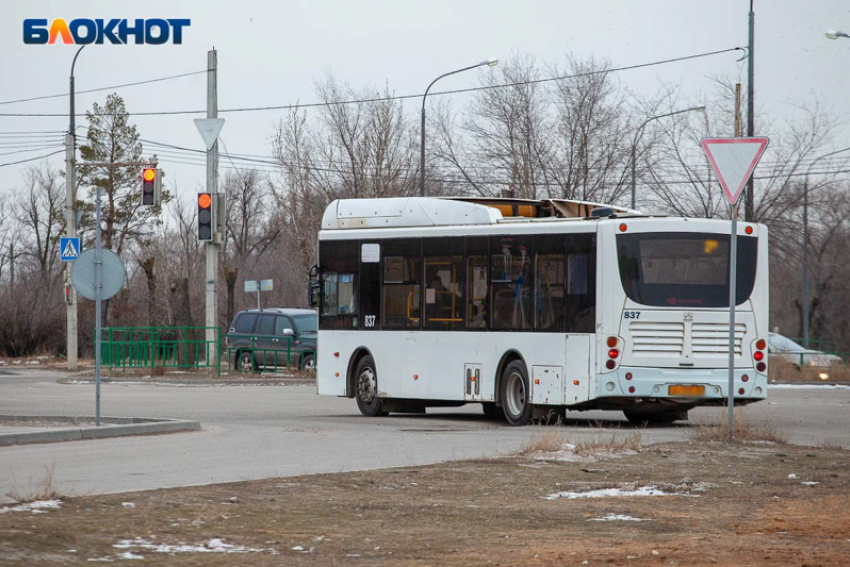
[
  {"left": 768, "top": 332, "right": 843, "bottom": 377},
  {"left": 225, "top": 308, "right": 317, "bottom": 373}
]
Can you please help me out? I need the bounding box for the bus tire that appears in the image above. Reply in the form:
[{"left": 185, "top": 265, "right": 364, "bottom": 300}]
[
  {"left": 482, "top": 402, "right": 503, "bottom": 419},
  {"left": 500, "top": 360, "right": 532, "bottom": 426},
  {"left": 623, "top": 410, "right": 686, "bottom": 426},
  {"left": 354, "top": 355, "right": 388, "bottom": 417}
]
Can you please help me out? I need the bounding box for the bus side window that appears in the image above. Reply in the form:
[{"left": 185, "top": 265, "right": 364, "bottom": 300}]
[
  {"left": 490, "top": 235, "right": 534, "bottom": 331},
  {"left": 318, "top": 239, "right": 358, "bottom": 330},
  {"left": 423, "top": 237, "right": 463, "bottom": 331},
  {"left": 381, "top": 239, "right": 421, "bottom": 330},
  {"left": 465, "top": 237, "right": 488, "bottom": 330},
  {"left": 534, "top": 234, "right": 565, "bottom": 332},
  {"left": 565, "top": 234, "right": 596, "bottom": 333}
]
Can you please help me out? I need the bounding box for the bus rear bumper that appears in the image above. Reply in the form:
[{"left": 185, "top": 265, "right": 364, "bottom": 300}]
[{"left": 596, "top": 366, "right": 768, "bottom": 403}]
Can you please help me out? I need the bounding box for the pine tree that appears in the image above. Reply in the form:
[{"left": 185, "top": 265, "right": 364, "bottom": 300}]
[{"left": 78, "top": 93, "right": 168, "bottom": 256}]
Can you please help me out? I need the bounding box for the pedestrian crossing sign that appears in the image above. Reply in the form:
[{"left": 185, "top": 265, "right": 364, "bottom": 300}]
[{"left": 60, "top": 237, "right": 80, "bottom": 262}]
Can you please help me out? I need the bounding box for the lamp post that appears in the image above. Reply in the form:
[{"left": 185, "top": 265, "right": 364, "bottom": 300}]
[
  {"left": 65, "top": 44, "right": 86, "bottom": 371},
  {"left": 420, "top": 58, "right": 498, "bottom": 197},
  {"left": 801, "top": 146, "right": 850, "bottom": 347},
  {"left": 630, "top": 106, "right": 705, "bottom": 209},
  {"left": 825, "top": 29, "right": 850, "bottom": 40}
]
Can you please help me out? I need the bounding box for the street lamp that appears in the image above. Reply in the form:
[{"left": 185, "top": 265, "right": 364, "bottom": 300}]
[
  {"left": 825, "top": 29, "right": 850, "bottom": 40},
  {"left": 801, "top": 146, "right": 850, "bottom": 347},
  {"left": 65, "top": 44, "right": 86, "bottom": 371},
  {"left": 630, "top": 106, "right": 706, "bottom": 209},
  {"left": 420, "top": 58, "right": 498, "bottom": 197}
]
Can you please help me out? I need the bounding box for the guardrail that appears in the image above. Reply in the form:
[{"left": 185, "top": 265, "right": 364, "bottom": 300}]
[
  {"left": 100, "top": 326, "right": 221, "bottom": 375},
  {"left": 224, "top": 334, "right": 315, "bottom": 374}
]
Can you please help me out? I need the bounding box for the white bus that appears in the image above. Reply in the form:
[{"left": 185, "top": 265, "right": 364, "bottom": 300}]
[{"left": 311, "top": 197, "right": 768, "bottom": 426}]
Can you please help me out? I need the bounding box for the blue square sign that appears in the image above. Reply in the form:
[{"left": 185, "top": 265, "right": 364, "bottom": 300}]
[{"left": 60, "top": 237, "right": 80, "bottom": 262}]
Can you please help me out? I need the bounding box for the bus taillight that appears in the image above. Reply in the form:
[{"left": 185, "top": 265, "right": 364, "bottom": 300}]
[{"left": 752, "top": 338, "right": 768, "bottom": 375}]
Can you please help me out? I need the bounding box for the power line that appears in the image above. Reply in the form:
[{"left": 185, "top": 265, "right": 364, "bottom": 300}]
[
  {"left": 0, "top": 149, "right": 64, "bottom": 168},
  {"left": 0, "top": 47, "right": 742, "bottom": 118},
  {"left": 0, "top": 69, "right": 207, "bottom": 107},
  {"left": 0, "top": 144, "right": 64, "bottom": 157}
]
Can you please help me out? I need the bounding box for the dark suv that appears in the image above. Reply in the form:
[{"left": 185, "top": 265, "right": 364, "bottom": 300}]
[{"left": 225, "top": 308, "right": 317, "bottom": 373}]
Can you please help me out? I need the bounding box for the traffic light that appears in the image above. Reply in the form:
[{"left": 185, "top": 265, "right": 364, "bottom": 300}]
[
  {"left": 142, "top": 167, "right": 161, "bottom": 206},
  {"left": 198, "top": 192, "right": 213, "bottom": 241}
]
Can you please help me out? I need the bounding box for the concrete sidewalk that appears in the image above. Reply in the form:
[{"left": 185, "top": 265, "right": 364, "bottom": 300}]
[{"left": 0, "top": 415, "right": 200, "bottom": 446}]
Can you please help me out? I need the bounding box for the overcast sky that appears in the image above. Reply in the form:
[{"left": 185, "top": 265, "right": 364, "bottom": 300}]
[{"left": 2, "top": 0, "right": 849, "bottom": 199}]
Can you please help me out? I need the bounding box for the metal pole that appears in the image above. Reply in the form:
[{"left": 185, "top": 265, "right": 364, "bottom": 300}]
[
  {"left": 800, "top": 146, "right": 850, "bottom": 348},
  {"left": 630, "top": 143, "right": 637, "bottom": 209},
  {"left": 204, "top": 49, "right": 219, "bottom": 360},
  {"left": 257, "top": 286, "right": 261, "bottom": 311},
  {"left": 420, "top": 60, "right": 498, "bottom": 198},
  {"left": 745, "top": 0, "right": 755, "bottom": 221},
  {"left": 802, "top": 178, "right": 809, "bottom": 348},
  {"left": 727, "top": 203, "right": 738, "bottom": 442},
  {"left": 630, "top": 106, "right": 705, "bottom": 210},
  {"left": 420, "top": 106, "right": 426, "bottom": 197},
  {"left": 66, "top": 45, "right": 85, "bottom": 371},
  {"left": 95, "top": 185, "right": 102, "bottom": 427}
]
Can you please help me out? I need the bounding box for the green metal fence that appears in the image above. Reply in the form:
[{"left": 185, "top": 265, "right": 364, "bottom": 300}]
[
  {"left": 100, "top": 326, "right": 221, "bottom": 375},
  {"left": 788, "top": 337, "right": 849, "bottom": 365},
  {"left": 225, "top": 335, "right": 315, "bottom": 374}
]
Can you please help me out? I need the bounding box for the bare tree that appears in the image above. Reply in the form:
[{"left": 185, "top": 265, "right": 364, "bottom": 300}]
[{"left": 272, "top": 74, "right": 418, "bottom": 269}]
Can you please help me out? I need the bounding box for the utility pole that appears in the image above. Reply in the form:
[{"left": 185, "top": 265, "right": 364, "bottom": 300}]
[
  {"left": 745, "top": 0, "right": 755, "bottom": 221},
  {"left": 65, "top": 45, "right": 85, "bottom": 371},
  {"left": 204, "top": 49, "right": 219, "bottom": 357}
]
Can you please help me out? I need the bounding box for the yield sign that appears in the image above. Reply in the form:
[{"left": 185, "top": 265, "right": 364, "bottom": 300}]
[
  {"left": 194, "top": 118, "right": 225, "bottom": 151},
  {"left": 701, "top": 137, "right": 769, "bottom": 204}
]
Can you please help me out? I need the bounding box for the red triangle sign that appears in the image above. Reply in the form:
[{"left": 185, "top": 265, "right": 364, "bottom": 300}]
[{"left": 701, "top": 137, "right": 769, "bottom": 204}]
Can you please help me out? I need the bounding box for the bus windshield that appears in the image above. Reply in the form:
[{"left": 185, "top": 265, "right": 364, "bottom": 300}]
[{"left": 617, "top": 232, "right": 757, "bottom": 307}]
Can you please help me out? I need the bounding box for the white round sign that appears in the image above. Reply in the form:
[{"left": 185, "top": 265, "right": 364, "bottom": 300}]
[{"left": 71, "top": 248, "right": 126, "bottom": 301}]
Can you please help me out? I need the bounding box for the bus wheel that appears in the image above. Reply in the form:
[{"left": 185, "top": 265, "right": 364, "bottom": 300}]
[
  {"left": 355, "top": 355, "right": 388, "bottom": 417},
  {"left": 623, "top": 410, "right": 686, "bottom": 426},
  {"left": 501, "top": 360, "right": 532, "bottom": 426},
  {"left": 482, "top": 402, "right": 503, "bottom": 419}
]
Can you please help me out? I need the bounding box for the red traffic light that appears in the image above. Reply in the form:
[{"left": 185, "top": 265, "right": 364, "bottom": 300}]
[
  {"left": 198, "top": 193, "right": 212, "bottom": 209},
  {"left": 143, "top": 168, "right": 156, "bottom": 182}
]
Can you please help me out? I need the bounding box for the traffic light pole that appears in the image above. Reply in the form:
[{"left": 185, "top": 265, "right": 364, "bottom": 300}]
[{"left": 204, "top": 49, "right": 219, "bottom": 358}]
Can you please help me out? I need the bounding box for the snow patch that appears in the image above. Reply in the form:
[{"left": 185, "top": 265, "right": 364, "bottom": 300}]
[
  {"left": 121, "top": 502, "right": 135, "bottom": 508},
  {"left": 802, "top": 481, "right": 819, "bottom": 486},
  {"left": 113, "top": 537, "right": 269, "bottom": 554},
  {"left": 588, "top": 514, "right": 650, "bottom": 522},
  {"left": 0, "top": 500, "right": 62, "bottom": 514},
  {"left": 118, "top": 552, "right": 144, "bottom": 560},
  {"left": 769, "top": 384, "right": 850, "bottom": 390},
  {"left": 544, "top": 485, "right": 694, "bottom": 500}
]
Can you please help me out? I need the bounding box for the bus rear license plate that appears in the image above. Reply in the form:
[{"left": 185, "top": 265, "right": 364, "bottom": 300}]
[{"left": 669, "top": 385, "right": 705, "bottom": 396}]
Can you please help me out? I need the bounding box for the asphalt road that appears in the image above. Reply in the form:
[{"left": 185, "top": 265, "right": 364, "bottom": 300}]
[{"left": 0, "top": 368, "right": 847, "bottom": 504}]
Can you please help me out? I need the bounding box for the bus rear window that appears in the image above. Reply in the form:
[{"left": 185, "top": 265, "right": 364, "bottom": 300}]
[{"left": 617, "top": 232, "right": 757, "bottom": 307}]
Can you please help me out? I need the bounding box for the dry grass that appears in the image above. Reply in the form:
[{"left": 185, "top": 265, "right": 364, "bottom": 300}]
[
  {"left": 516, "top": 427, "right": 643, "bottom": 456},
  {"left": 769, "top": 357, "right": 850, "bottom": 384},
  {"left": 517, "top": 430, "right": 564, "bottom": 454},
  {"left": 688, "top": 411, "right": 789, "bottom": 445},
  {"left": 573, "top": 429, "right": 643, "bottom": 454},
  {"left": 5, "top": 465, "right": 63, "bottom": 503}
]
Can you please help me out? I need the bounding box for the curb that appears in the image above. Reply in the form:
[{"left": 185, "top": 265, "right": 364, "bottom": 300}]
[
  {"left": 57, "top": 377, "right": 314, "bottom": 386},
  {"left": 0, "top": 415, "right": 201, "bottom": 447}
]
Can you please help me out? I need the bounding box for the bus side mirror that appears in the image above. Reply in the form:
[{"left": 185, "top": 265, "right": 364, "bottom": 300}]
[
  {"left": 308, "top": 264, "right": 321, "bottom": 308},
  {"left": 308, "top": 280, "right": 321, "bottom": 308}
]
